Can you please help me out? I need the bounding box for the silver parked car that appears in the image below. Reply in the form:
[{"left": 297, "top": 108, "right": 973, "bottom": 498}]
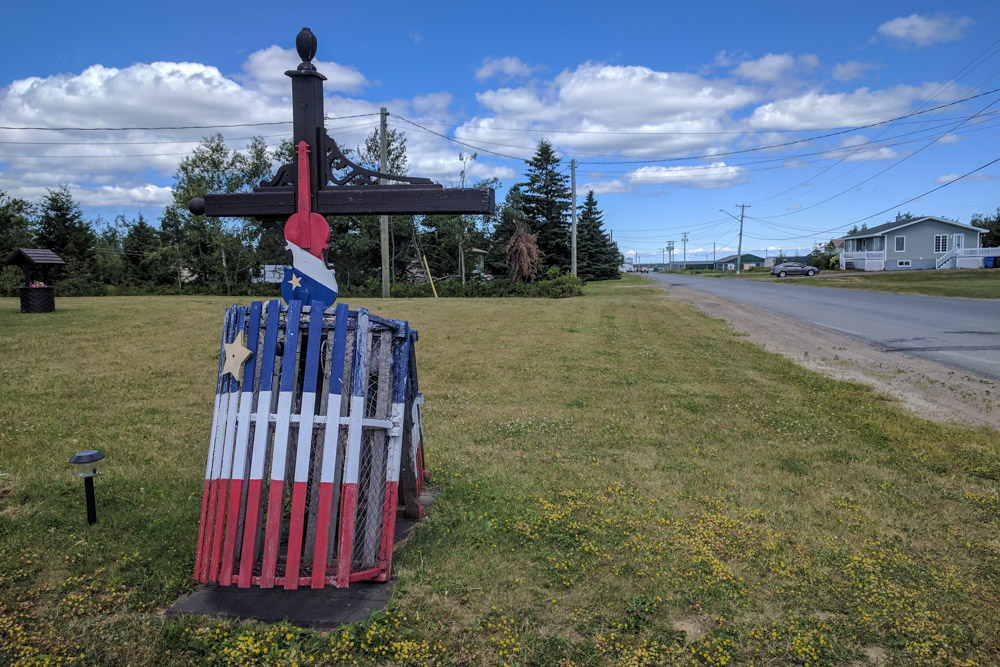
[{"left": 770, "top": 262, "right": 819, "bottom": 277}]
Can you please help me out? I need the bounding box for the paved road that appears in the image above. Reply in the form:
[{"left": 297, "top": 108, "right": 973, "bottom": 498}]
[{"left": 648, "top": 273, "right": 1000, "bottom": 381}]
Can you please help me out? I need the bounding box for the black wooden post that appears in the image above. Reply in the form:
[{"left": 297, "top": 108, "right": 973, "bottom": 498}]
[{"left": 287, "top": 28, "right": 325, "bottom": 212}]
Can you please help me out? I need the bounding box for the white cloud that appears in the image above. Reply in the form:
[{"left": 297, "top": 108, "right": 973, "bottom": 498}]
[
  {"left": 241, "top": 45, "right": 370, "bottom": 95},
  {"left": 74, "top": 184, "right": 174, "bottom": 208},
  {"left": 555, "top": 63, "right": 757, "bottom": 125},
  {"left": 844, "top": 146, "right": 898, "bottom": 161},
  {"left": 589, "top": 162, "right": 747, "bottom": 194},
  {"left": 746, "top": 83, "right": 960, "bottom": 130},
  {"left": 832, "top": 61, "right": 877, "bottom": 82},
  {"left": 786, "top": 204, "right": 802, "bottom": 211},
  {"left": 731, "top": 53, "right": 818, "bottom": 83},
  {"left": 934, "top": 172, "right": 994, "bottom": 184},
  {"left": 409, "top": 31, "right": 424, "bottom": 45},
  {"left": 460, "top": 62, "right": 759, "bottom": 169},
  {"left": 875, "top": 14, "right": 973, "bottom": 48},
  {"left": 474, "top": 57, "right": 537, "bottom": 82}
]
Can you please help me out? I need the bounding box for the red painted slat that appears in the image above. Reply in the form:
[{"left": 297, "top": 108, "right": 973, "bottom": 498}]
[
  {"left": 335, "top": 483, "right": 358, "bottom": 588},
  {"left": 218, "top": 478, "right": 243, "bottom": 586},
  {"left": 310, "top": 481, "right": 336, "bottom": 588},
  {"left": 376, "top": 481, "right": 400, "bottom": 582},
  {"left": 238, "top": 478, "right": 263, "bottom": 588},
  {"left": 194, "top": 479, "right": 212, "bottom": 581},
  {"left": 284, "top": 480, "right": 309, "bottom": 589},
  {"left": 260, "top": 478, "right": 285, "bottom": 588}
]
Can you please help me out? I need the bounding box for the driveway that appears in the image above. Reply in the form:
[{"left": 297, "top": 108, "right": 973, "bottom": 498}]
[{"left": 648, "top": 273, "right": 1000, "bottom": 381}]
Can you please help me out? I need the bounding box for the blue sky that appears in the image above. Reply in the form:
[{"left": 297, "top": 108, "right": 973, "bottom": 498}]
[{"left": 2, "top": 1, "right": 999, "bottom": 262}]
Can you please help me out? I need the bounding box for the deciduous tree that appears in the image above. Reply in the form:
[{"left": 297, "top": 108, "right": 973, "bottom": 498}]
[{"left": 971, "top": 208, "right": 1000, "bottom": 247}]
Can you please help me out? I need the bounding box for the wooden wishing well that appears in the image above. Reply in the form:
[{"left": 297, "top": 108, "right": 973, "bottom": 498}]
[{"left": 195, "top": 300, "right": 427, "bottom": 589}]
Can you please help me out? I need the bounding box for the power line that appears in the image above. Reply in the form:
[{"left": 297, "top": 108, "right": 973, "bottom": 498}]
[
  {"left": 0, "top": 113, "right": 378, "bottom": 132},
  {"left": 0, "top": 119, "right": 381, "bottom": 146},
  {"left": 0, "top": 122, "right": 378, "bottom": 159},
  {"left": 580, "top": 88, "right": 1000, "bottom": 165},
  {"left": 752, "top": 96, "right": 1000, "bottom": 221},
  {"left": 391, "top": 114, "right": 528, "bottom": 161},
  {"left": 754, "top": 154, "right": 1000, "bottom": 241}
]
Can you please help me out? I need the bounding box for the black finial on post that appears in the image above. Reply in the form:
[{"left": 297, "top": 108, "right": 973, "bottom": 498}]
[{"left": 296, "top": 28, "right": 317, "bottom": 71}]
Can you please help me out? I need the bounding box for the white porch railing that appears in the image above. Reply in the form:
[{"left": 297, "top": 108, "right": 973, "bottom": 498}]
[
  {"left": 841, "top": 251, "right": 885, "bottom": 260},
  {"left": 936, "top": 247, "right": 1000, "bottom": 269}
]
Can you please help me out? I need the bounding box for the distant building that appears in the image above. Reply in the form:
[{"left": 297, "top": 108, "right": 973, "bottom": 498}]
[{"left": 713, "top": 253, "right": 766, "bottom": 271}]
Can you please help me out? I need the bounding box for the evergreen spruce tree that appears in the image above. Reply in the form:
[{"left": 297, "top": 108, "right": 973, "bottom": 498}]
[
  {"left": 0, "top": 191, "right": 35, "bottom": 296},
  {"left": 34, "top": 186, "right": 98, "bottom": 294},
  {"left": 122, "top": 214, "right": 163, "bottom": 286},
  {"left": 520, "top": 140, "right": 571, "bottom": 273},
  {"left": 576, "top": 191, "right": 622, "bottom": 281}
]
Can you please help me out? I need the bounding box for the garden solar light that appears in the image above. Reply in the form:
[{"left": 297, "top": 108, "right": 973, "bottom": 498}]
[{"left": 69, "top": 449, "right": 104, "bottom": 525}]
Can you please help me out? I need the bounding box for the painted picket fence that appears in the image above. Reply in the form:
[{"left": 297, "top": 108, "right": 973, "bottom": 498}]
[{"left": 195, "top": 300, "right": 426, "bottom": 588}]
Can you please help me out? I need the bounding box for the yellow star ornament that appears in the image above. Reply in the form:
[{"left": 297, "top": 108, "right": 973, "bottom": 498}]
[
  {"left": 222, "top": 331, "right": 253, "bottom": 381},
  {"left": 288, "top": 273, "right": 303, "bottom": 290}
]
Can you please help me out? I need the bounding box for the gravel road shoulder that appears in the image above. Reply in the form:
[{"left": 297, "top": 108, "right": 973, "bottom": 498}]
[{"left": 656, "top": 283, "right": 998, "bottom": 431}]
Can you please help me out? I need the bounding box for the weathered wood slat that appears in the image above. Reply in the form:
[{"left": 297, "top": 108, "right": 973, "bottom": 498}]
[
  {"left": 261, "top": 301, "right": 303, "bottom": 587},
  {"left": 336, "top": 308, "right": 370, "bottom": 588},
  {"left": 360, "top": 332, "right": 392, "bottom": 568},
  {"left": 195, "top": 307, "right": 233, "bottom": 582},
  {"left": 284, "top": 302, "right": 326, "bottom": 589},
  {"left": 210, "top": 306, "right": 247, "bottom": 581},
  {"left": 310, "top": 302, "right": 349, "bottom": 587},
  {"left": 196, "top": 186, "right": 495, "bottom": 218},
  {"left": 238, "top": 300, "right": 281, "bottom": 587},
  {"left": 220, "top": 301, "right": 263, "bottom": 585},
  {"left": 378, "top": 323, "right": 410, "bottom": 580}
]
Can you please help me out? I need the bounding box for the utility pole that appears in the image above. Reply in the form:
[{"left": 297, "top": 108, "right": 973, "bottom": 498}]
[
  {"left": 735, "top": 204, "right": 748, "bottom": 276},
  {"left": 719, "top": 205, "right": 748, "bottom": 275},
  {"left": 379, "top": 107, "right": 390, "bottom": 297},
  {"left": 571, "top": 158, "right": 578, "bottom": 276},
  {"left": 713, "top": 242, "right": 716, "bottom": 269},
  {"left": 681, "top": 232, "right": 688, "bottom": 266},
  {"left": 666, "top": 240, "right": 675, "bottom": 270}
]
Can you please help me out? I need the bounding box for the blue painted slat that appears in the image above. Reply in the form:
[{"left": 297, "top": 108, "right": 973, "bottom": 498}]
[{"left": 238, "top": 299, "right": 282, "bottom": 587}]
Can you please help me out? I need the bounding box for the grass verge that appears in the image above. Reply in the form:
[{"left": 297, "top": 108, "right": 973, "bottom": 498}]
[
  {"left": 705, "top": 268, "right": 999, "bottom": 298},
  {"left": 1, "top": 276, "right": 998, "bottom": 665}
]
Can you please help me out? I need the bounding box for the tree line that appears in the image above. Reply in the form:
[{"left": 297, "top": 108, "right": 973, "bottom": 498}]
[{"left": 1, "top": 133, "right": 622, "bottom": 297}]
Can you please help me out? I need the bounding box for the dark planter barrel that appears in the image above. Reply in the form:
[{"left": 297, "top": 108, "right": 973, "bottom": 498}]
[{"left": 19, "top": 286, "right": 55, "bottom": 313}]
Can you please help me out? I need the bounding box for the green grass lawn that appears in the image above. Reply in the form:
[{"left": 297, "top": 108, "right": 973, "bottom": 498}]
[
  {"left": 706, "top": 268, "right": 1000, "bottom": 298},
  {"left": 1, "top": 278, "right": 999, "bottom": 665}
]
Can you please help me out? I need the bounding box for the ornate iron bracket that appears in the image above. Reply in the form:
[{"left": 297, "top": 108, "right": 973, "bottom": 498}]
[
  {"left": 258, "top": 28, "right": 433, "bottom": 190},
  {"left": 259, "top": 132, "right": 433, "bottom": 189}
]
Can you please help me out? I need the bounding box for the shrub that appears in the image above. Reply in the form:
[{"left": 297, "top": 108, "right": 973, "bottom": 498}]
[{"left": 341, "top": 274, "right": 583, "bottom": 299}]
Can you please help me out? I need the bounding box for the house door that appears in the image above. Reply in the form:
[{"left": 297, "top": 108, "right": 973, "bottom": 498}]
[{"left": 953, "top": 234, "right": 964, "bottom": 251}]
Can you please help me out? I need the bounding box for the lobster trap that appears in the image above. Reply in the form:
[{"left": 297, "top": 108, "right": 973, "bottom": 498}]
[{"left": 194, "top": 300, "right": 427, "bottom": 589}]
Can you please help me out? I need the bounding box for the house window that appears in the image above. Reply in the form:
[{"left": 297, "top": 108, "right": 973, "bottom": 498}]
[
  {"left": 895, "top": 236, "right": 905, "bottom": 252},
  {"left": 898, "top": 260, "right": 911, "bottom": 267},
  {"left": 934, "top": 234, "right": 947, "bottom": 253}
]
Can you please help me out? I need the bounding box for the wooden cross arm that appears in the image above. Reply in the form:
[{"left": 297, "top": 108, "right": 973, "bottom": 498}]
[{"left": 188, "top": 185, "right": 495, "bottom": 219}]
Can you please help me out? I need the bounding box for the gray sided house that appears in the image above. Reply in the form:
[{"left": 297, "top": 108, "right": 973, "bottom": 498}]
[{"left": 838, "top": 215, "right": 1000, "bottom": 271}]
